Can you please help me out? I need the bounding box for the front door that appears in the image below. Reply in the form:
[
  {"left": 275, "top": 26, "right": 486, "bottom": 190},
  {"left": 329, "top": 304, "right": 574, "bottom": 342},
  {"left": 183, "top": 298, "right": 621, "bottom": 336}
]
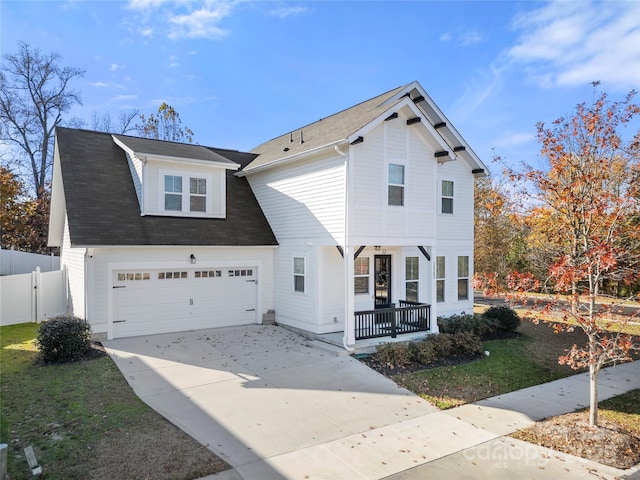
[{"left": 374, "top": 255, "right": 391, "bottom": 308}]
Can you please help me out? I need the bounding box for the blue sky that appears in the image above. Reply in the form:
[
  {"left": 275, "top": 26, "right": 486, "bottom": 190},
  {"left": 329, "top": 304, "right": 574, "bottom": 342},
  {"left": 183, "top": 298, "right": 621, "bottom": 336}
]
[{"left": 2, "top": 0, "right": 639, "bottom": 175}]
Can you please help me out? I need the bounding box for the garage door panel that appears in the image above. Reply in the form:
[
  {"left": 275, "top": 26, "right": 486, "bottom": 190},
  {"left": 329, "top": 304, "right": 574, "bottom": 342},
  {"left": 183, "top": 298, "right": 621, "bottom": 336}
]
[{"left": 113, "top": 267, "right": 257, "bottom": 338}]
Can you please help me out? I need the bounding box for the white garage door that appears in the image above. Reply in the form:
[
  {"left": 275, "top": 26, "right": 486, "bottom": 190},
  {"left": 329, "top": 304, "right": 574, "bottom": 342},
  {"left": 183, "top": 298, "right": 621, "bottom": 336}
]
[{"left": 112, "top": 267, "right": 257, "bottom": 338}]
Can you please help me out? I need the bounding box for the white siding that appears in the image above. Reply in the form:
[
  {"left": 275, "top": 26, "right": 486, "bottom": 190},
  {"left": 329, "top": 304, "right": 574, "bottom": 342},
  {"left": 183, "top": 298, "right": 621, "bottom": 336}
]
[
  {"left": 60, "top": 214, "right": 86, "bottom": 320},
  {"left": 125, "top": 152, "right": 143, "bottom": 208},
  {"left": 143, "top": 161, "right": 226, "bottom": 218},
  {"left": 86, "top": 246, "right": 274, "bottom": 337},
  {"left": 247, "top": 154, "right": 346, "bottom": 243},
  {"left": 350, "top": 110, "right": 437, "bottom": 245}
]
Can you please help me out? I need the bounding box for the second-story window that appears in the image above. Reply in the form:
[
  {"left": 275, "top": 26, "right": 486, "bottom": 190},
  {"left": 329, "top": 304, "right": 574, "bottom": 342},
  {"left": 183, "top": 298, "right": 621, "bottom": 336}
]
[
  {"left": 163, "top": 174, "right": 208, "bottom": 214},
  {"left": 164, "top": 175, "right": 183, "bottom": 211},
  {"left": 190, "top": 177, "right": 207, "bottom": 212},
  {"left": 388, "top": 164, "right": 405, "bottom": 206},
  {"left": 442, "top": 180, "right": 454, "bottom": 214}
]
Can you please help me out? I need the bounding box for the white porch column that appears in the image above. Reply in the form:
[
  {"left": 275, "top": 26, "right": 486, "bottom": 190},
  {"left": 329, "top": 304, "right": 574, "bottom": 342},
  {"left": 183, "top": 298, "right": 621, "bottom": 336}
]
[{"left": 343, "top": 245, "right": 355, "bottom": 349}]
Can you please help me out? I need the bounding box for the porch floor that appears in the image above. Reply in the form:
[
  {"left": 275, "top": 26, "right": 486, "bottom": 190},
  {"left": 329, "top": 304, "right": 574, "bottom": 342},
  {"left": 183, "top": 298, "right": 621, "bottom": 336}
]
[{"left": 316, "top": 330, "right": 433, "bottom": 355}]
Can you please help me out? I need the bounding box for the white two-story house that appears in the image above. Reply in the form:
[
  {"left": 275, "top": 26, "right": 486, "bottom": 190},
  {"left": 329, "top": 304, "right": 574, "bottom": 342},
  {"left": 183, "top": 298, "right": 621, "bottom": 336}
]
[{"left": 48, "top": 81, "right": 487, "bottom": 350}]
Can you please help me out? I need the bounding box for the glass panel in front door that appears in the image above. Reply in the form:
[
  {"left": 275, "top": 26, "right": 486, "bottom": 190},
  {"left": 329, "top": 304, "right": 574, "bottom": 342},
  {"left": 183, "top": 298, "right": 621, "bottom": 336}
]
[{"left": 375, "top": 255, "right": 391, "bottom": 307}]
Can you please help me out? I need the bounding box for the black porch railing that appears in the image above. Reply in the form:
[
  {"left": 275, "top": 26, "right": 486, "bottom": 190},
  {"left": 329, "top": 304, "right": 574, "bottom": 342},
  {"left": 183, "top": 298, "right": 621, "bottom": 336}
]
[{"left": 354, "top": 301, "right": 431, "bottom": 340}]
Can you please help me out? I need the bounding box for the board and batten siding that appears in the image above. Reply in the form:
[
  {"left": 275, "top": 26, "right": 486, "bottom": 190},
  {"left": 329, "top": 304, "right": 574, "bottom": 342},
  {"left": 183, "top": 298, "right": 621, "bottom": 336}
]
[
  {"left": 247, "top": 154, "right": 346, "bottom": 243},
  {"left": 349, "top": 112, "right": 437, "bottom": 245},
  {"left": 60, "top": 214, "right": 86, "bottom": 320}
]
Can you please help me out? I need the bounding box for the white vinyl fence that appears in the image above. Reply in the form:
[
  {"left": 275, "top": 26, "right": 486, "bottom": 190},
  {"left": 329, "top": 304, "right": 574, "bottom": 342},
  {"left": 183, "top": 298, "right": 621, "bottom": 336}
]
[
  {"left": 0, "top": 247, "right": 60, "bottom": 276},
  {"left": 0, "top": 267, "right": 68, "bottom": 326}
]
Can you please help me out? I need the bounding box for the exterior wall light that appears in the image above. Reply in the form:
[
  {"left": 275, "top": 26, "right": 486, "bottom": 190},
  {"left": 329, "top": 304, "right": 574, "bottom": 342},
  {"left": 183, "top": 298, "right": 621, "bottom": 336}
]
[{"left": 190, "top": 254, "right": 196, "bottom": 264}]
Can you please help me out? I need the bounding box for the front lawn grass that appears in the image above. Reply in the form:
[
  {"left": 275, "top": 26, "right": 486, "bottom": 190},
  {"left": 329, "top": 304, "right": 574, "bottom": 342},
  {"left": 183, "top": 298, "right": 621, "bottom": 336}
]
[
  {"left": 392, "top": 321, "right": 588, "bottom": 409},
  {"left": 0, "top": 323, "right": 229, "bottom": 480}
]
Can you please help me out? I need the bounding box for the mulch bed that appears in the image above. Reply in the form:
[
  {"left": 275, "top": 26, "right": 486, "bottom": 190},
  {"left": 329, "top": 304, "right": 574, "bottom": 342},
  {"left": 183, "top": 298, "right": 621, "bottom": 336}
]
[{"left": 513, "top": 411, "right": 640, "bottom": 469}]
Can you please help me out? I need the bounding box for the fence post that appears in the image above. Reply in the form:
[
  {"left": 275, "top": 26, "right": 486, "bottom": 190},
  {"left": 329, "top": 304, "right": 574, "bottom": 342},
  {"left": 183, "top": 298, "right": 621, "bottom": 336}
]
[
  {"left": 34, "top": 267, "right": 43, "bottom": 323},
  {"left": 390, "top": 305, "right": 397, "bottom": 338}
]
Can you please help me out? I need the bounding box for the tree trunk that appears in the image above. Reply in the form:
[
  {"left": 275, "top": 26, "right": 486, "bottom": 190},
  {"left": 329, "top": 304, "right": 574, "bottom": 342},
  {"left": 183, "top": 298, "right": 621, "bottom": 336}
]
[{"left": 589, "top": 361, "right": 598, "bottom": 426}]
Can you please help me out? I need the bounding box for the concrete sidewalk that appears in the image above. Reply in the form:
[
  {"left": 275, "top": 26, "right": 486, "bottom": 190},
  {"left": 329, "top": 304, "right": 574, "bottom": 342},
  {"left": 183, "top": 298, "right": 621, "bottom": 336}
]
[{"left": 104, "top": 326, "right": 640, "bottom": 480}]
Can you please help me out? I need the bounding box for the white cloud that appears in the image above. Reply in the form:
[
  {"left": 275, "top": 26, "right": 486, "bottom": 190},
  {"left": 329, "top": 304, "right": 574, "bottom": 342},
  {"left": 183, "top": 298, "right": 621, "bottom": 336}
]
[
  {"left": 168, "top": 4, "right": 232, "bottom": 40},
  {"left": 268, "top": 6, "right": 308, "bottom": 18},
  {"left": 508, "top": 0, "right": 640, "bottom": 91},
  {"left": 440, "top": 32, "right": 452, "bottom": 42},
  {"left": 451, "top": 63, "right": 505, "bottom": 121},
  {"left": 125, "top": 0, "right": 236, "bottom": 40},
  {"left": 110, "top": 63, "right": 124, "bottom": 71},
  {"left": 460, "top": 30, "right": 482, "bottom": 46},
  {"left": 88, "top": 81, "right": 109, "bottom": 88}
]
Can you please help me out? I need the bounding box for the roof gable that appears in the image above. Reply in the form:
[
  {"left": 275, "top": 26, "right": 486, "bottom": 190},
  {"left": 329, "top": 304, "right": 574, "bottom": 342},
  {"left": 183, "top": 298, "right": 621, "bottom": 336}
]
[{"left": 242, "top": 81, "right": 488, "bottom": 176}]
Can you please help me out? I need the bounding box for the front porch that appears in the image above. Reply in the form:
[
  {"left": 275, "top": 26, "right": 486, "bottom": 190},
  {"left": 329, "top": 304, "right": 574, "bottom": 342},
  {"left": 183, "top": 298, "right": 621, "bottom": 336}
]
[{"left": 316, "top": 301, "right": 433, "bottom": 354}]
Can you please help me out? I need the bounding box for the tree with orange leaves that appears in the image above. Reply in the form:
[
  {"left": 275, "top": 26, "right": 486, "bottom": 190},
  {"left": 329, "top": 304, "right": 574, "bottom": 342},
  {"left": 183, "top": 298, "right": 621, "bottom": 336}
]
[{"left": 479, "top": 84, "right": 640, "bottom": 426}]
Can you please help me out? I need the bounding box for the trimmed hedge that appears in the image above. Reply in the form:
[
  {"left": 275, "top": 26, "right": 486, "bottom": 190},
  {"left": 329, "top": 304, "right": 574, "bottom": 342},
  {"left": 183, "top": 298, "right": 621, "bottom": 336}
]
[
  {"left": 437, "top": 313, "right": 496, "bottom": 337},
  {"left": 36, "top": 315, "right": 92, "bottom": 363},
  {"left": 482, "top": 305, "right": 521, "bottom": 332}
]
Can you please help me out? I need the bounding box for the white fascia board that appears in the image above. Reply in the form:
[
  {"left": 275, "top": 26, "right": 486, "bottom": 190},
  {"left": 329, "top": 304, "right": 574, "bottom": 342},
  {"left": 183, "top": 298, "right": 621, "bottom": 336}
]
[
  {"left": 411, "top": 84, "right": 489, "bottom": 174},
  {"left": 48, "top": 140, "right": 66, "bottom": 247},
  {"left": 236, "top": 139, "right": 348, "bottom": 177},
  {"left": 349, "top": 97, "right": 453, "bottom": 156},
  {"left": 111, "top": 135, "right": 240, "bottom": 171}
]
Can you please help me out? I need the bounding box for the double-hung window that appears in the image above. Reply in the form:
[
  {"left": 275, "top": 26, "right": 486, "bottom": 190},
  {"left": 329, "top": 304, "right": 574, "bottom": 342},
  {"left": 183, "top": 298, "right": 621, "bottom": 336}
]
[
  {"left": 190, "top": 177, "right": 207, "bottom": 212},
  {"left": 405, "top": 257, "right": 419, "bottom": 302},
  {"left": 458, "top": 256, "right": 469, "bottom": 300},
  {"left": 436, "top": 256, "right": 445, "bottom": 302},
  {"left": 164, "top": 175, "right": 183, "bottom": 211},
  {"left": 354, "top": 257, "right": 370, "bottom": 294},
  {"left": 388, "top": 164, "right": 405, "bottom": 206},
  {"left": 294, "top": 257, "right": 305, "bottom": 293},
  {"left": 163, "top": 173, "right": 208, "bottom": 214},
  {"left": 441, "top": 180, "right": 454, "bottom": 214}
]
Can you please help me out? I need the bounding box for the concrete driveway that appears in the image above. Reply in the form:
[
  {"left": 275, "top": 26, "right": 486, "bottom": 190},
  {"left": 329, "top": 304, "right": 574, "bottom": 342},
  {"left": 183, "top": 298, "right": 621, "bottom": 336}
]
[
  {"left": 105, "top": 325, "right": 638, "bottom": 480},
  {"left": 104, "top": 325, "right": 496, "bottom": 479}
]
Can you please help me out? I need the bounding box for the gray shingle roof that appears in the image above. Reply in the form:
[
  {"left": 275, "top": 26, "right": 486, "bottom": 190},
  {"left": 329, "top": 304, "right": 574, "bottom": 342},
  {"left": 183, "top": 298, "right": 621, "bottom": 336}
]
[
  {"left": 55, "top": 128, "right": 277, "bottom": 247},
  {"left": 112, "top": 134, "right": 238, "bottom": 166},
  {"left": 245, "top": 84, "right": 409, "bottom": 171}
]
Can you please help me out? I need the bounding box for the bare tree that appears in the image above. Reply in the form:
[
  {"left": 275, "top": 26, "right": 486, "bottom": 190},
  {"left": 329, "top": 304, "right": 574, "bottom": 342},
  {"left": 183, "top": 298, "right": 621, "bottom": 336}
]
[
  {"left": 0, "top": 42, "right": 84, "bottom": 197},
  {"left": 90, "top": 109, "right": 139, "bottom": 135},
  {"left": 136, "top": 102, "right": 194, "bottom": 143}
]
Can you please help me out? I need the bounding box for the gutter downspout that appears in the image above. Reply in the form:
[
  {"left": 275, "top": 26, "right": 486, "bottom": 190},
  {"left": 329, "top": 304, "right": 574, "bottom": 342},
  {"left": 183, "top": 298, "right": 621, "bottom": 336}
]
[{"left": 335, "top": 145, "right": 354, "bottom": 353}]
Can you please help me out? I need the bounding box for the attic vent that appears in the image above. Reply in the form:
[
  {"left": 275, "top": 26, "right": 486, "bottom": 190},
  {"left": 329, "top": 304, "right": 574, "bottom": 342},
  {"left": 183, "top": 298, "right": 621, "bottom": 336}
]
[
  {"left": 299, "top": 130, "right": 304, "bottom": 145},
  {"left": 413, "top": 95, "right": 425, "bottom": 103},
  {"left": 453, "top": 146, "right": 466, "bottom": 152},
  {"left": 385, "top": 112, "right": 398, "bottom": 121},
  {"left": 407, "top": 117, "right": 421, "bottom": 125},
  {"left": 350, "top": 136, "right": 364, "bottom": 145},
  {"left": 434, "top": 151, "right": 449, "bottom": 158},
  {"left": 434, "top": 122, "right": 446, "bottom": 129}
]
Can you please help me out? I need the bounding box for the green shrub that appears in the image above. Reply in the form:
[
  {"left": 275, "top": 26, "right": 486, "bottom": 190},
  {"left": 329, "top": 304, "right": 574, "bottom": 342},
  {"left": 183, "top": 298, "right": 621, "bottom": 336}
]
[
  {"left": 450, "top": 331, "right": 483, "bottom": 356},
  {"left": 375, "top": 342, "right": 412, "bottom": 368},
  {"left": 437, "top": 313, "right": 495, "bottom": 337},
  {"left": 428, "top": 333, "right": 454, "bottom": 358},
  {"left": 483, "top": 305, "right": 521, "bottom": 332},
  {"left": 36, "top": 315, "right": 92, "bottom": 363},
  {"left": 409, "top": 341, "right": 435, "bottom": 365}
]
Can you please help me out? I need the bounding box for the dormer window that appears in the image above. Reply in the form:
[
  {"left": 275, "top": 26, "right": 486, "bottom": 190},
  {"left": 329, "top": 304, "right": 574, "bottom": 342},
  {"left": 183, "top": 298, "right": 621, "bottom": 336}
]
[
  {"left": 162, "top": 172, "right": 210, "bottom": 214},
  {"left": 190, "top": 177, "right": 206, "bottom": 212},
  {"left": 164, "top": 175, "right": 183, "bottom": 211}
]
